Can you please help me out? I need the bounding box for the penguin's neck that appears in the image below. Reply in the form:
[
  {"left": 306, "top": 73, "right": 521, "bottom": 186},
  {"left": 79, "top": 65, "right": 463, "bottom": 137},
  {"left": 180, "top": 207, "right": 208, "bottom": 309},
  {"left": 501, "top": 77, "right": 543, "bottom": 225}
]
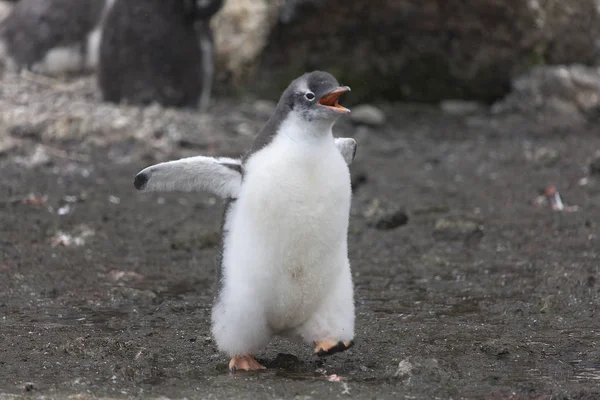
[{"left": 278, "top": 111, "right": 336, "bottom": 147}]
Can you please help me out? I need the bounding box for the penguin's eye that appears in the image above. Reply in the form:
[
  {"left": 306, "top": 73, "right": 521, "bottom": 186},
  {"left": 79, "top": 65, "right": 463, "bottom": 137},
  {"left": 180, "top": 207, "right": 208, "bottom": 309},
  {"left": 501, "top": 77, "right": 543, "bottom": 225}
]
[{"left": 305, "top": 92, "right": 315, "bottom": 101}]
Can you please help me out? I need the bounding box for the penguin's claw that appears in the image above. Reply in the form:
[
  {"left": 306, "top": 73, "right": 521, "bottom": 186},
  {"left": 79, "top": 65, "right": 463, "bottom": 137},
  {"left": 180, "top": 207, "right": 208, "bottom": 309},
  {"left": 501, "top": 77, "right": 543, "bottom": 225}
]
[
  {"left": 228, "top": 356, "right": 266, "bottom": 373},
  {"left": 314, "top": 339, "right": 354, "bottom": 357}
]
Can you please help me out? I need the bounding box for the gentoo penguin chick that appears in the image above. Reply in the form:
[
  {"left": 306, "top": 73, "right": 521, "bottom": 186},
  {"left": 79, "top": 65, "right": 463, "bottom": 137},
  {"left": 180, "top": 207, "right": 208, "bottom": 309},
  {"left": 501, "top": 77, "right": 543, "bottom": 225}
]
[
  {"left": 98, "top": 0, "right": 223, "bottom": 109},
  {"left": 0, "top": 0, "right": 114, "bottom": 75},
  {"left": 134, "top": 71, "right": 357, "bottom": 372}
]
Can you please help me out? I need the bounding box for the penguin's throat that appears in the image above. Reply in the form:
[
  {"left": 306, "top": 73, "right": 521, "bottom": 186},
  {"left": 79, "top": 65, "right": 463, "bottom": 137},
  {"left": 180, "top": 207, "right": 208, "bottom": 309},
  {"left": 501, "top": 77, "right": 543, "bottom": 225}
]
[{"left": 282, "top": 112, "right": 335, "bottom": 142}]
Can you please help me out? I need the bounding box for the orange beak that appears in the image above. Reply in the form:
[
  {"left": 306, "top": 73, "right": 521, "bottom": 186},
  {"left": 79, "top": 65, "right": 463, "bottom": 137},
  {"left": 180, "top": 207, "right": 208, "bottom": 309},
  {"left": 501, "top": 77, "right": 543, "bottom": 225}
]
[{"left": 317, "top": 86, "right": 351, "bottom": 113}]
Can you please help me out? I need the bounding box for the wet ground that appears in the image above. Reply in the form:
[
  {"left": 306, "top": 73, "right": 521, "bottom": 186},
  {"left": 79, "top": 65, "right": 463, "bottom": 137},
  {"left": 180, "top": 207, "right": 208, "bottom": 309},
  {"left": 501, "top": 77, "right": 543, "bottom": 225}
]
[{"left": 1, "top": 73, "right": 599, "bottom": 399}]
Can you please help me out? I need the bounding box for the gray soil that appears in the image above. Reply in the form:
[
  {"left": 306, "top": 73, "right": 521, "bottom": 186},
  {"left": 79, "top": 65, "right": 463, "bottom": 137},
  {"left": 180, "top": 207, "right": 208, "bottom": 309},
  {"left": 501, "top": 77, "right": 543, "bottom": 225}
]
[{"left": 0, "top": 73, "right": 599, "bottom": 399}]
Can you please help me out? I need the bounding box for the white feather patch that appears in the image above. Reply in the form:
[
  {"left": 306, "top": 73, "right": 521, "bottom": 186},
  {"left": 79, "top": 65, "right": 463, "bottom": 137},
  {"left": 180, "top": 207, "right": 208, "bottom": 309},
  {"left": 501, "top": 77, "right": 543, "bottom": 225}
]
[
  {"left": 85, "top": 28, "right": 102, "bottom": 69},
  {"left": 31, "top": 45, "right": 83, "bottom": 75}
]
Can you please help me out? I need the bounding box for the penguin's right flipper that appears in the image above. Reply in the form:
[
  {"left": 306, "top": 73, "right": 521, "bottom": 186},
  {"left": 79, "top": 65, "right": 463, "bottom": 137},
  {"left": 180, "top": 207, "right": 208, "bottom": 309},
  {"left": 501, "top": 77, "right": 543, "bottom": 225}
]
[
  {"left": 334, "top": 138, "right": 357, "bottom": 166},
  {"left": 133, "top": 156, "right": 242, "bottom": 199}
]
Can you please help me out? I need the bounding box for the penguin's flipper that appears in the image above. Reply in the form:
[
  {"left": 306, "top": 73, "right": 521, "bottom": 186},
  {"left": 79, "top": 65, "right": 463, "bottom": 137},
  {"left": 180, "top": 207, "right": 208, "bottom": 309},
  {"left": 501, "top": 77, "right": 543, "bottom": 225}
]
[
  {"left": 334, "top": 138, "right": 357, "bottom": 165},
  {"left": 133, "top": 156, "right": 242, "bottom": 199}
]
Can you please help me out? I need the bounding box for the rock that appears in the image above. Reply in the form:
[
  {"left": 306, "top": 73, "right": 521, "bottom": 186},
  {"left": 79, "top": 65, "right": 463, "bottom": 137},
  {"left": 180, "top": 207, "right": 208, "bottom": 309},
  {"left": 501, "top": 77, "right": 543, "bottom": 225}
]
[
  {"left": 534, "top": 147, "right": 559, "bottom": 166},
  {"left": 23, "top": 382, "right": 35, "bottom": 391},
  {"left": 267, "top": 353, "right": 303, "bottom": 371},
  {"left": 9, "top": 123, "right": 41, "bottom": 139},
  {"left": 364, "top": 199, "right": 409, "bottom": 230},
  {"left": 111, "top": 287, "right": 157, "bottom": 302},
  {"left": 171, "top": 226, "right": 221, "bottom": 251},
  {"left": 373, "top": 210, "right": 409, "bottom": 231},
  {"left": 392, "top": 357, "right": 455, "bottom": 386},
  {"left": 14, "top": 145, "right": 51, "bottom": 168},
  {"left": 478, "top": 339, "right": 532, "bottom": 362},
  {"left": 349, "top": 104, "right": 386, "bottom": 126},
  {"left": 524, "top": 145, "right": 560, "bottom": 166},
  {"left": 394, "top": 359, "right": 413, "bottom": 378},
  {"left": 251, "top": 0, "right": 600, "bottom": 103},
  {"left": 492, "top": 65, "right": 600, "bottom": 127},
  {"left": 440, "top": 100, "right": 485, "bottom": 116},
  {"left": 252, "top": 99, "right": 277, "bottom": 118},
  {"left": 50, "top": 225, "right": 95, "bottom": 248},
  {"left": 433, "top": 217, "right": 482, "bottom": 241},
  {"left": 211, "top": 0, "right": 281, "bottom": 81}
]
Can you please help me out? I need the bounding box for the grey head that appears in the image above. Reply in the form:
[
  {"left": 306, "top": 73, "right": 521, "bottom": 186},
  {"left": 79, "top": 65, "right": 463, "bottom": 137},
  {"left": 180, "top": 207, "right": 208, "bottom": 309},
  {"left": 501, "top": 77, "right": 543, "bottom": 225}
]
[{"left": 244, "top": 70, "right": 351, "bottom": 160}]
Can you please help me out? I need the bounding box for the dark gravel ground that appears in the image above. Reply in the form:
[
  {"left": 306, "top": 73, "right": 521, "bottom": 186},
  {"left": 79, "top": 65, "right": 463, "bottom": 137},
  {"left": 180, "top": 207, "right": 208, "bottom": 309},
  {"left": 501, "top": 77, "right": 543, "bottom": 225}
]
[{"left": 0, "top": 74, "right": 599, "bottom": 400}]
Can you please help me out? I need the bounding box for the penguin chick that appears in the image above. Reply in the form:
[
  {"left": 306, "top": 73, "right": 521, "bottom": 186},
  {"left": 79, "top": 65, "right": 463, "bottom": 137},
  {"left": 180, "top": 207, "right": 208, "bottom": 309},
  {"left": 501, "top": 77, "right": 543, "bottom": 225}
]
[
  {"left": 98, "top": 0, "right": 223, "bottom": 109},
  {"left": 0, "top": 0, "right": 114, "bottom": 75},
  {"left": 134, "top": 71, "right": 357, "bottom": 372}
]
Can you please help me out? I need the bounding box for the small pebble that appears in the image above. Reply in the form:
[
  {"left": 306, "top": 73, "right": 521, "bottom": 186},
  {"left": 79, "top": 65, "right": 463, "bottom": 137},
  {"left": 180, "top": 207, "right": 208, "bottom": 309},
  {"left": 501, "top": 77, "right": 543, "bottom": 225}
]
[
  {"left": 433, "top": 217, "right": 482, "bottom": 240},
  {"left": 526, "top": 146, "right": 559, "bottom": 166},
  {"left": 253, "top": 100, "right": 277, "bottom": 117},
  {"left": 364, "top": 199, "right": 409, "bottom": 230},
  {"left": 350, "top": 105, "right": 386, "bottom": 126},
  {"left": 372, "top": 209, "right": 409, "bottom": 230},
  {"left": 440, "top": 100, "right": 484, "bottom": 116}
]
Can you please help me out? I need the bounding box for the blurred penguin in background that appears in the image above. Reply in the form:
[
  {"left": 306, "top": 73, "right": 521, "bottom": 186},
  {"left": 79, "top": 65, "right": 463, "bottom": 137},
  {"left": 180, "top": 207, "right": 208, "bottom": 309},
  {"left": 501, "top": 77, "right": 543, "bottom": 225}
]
[
  {"left": 0, "top": 0, "right": 114, "bottom": 75},
  {"left": 195, "top": 0, "right": 223, "bottom": 110},
  {"left": 0, "top": 1, "right": 16, "bottom": 25},
  {"left": 98, "top": 0, "right": 223, "bottom": 110}
]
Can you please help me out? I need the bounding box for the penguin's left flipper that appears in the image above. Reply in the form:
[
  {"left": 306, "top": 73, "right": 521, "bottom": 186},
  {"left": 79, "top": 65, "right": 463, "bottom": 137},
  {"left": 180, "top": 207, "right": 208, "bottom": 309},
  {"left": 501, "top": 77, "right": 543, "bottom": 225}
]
[
  {"left": 133, "top": 156, "right": 242, "bottom": 199},
  {"left": 334, "top": 138, "right": 357, "bottom": 166},
  {"left": 314, "top": 339, "right": 354, "bottom": 357}
]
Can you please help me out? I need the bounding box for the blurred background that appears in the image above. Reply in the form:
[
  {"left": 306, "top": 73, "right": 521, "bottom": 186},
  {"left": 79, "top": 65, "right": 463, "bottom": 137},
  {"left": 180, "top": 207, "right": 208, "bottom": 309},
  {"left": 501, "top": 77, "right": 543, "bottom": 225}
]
[{"left": 0, "top": 1, "right": 599, "bottom": 399}]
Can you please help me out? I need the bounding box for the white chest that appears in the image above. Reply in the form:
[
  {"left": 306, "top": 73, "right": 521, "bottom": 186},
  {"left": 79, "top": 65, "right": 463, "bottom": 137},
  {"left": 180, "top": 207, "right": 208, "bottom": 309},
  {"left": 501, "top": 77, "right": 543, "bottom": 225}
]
[{"left": 241, "top": 133, "right": 350, "bottom": 248}]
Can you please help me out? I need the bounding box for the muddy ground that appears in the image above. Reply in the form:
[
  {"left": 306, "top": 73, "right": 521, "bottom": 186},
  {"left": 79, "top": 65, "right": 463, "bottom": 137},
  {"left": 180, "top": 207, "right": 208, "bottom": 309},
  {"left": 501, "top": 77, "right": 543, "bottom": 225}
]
[{"left": 0, "top": 73, "right": 599, "bottom": 400}]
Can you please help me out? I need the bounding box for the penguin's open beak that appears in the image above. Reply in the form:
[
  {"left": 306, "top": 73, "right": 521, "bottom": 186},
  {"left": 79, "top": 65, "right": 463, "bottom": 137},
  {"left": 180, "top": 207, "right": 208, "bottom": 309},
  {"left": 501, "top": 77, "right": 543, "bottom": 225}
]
[{"left": 318, "top": 86, "right": 351, "bottom": 113}]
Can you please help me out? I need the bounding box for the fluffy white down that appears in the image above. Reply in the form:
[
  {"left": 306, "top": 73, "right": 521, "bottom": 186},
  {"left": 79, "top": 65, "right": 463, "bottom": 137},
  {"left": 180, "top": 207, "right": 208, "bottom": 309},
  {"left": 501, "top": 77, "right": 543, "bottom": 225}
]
[
  {"left": 137, "top": 156, "right": 242, "bottom": 199},
  {"left": 85, "top": 28, "right": 102, "bottom": 69},
  {"left": 212, "top": 112, "right": 355, "bottom": 356},
  {"left": 86, "top": 0, "right": 116, "bottom": 70},
  {"left": 31, "top": 45, "right": 83, "bottom": 75}
]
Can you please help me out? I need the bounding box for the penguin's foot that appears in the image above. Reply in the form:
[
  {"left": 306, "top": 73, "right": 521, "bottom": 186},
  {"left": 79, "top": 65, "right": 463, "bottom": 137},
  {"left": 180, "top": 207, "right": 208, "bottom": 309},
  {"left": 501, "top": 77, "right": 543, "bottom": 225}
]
[
  {"left": 314, "top": 340, "right": 354, "bottom": 357},
  {"left": 228, "top": 355, "right": 266, "bottom": 373}
]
